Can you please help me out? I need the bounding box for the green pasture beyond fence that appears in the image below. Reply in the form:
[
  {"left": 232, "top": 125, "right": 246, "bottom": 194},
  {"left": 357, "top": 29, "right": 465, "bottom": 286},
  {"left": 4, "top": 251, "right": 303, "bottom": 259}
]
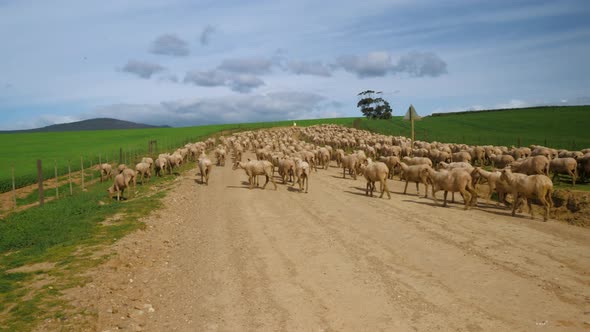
[
  {"left": 1, "top": 105, "right": 588, "bottom": 195},
  {"left": 0, "top": 118, "right": 355, "bottom": 193},
  {"left": 357, "top": 105, "right": 590, "bottom": 150}
]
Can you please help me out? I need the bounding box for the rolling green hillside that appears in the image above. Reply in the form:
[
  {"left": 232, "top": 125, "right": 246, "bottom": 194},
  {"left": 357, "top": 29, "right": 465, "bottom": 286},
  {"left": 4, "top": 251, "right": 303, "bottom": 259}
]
[{"left": 357, "top": 105, "right": 590, "bottom": 149}]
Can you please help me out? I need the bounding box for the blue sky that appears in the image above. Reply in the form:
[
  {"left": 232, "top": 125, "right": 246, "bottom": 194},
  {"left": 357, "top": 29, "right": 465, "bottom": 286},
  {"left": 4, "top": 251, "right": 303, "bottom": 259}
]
[{"left": 1, "top": 0, "right": 589, "bottom": 129}]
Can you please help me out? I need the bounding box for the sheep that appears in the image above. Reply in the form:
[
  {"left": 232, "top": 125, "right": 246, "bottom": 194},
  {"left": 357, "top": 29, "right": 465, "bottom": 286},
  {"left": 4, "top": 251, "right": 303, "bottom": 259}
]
[
  {"left": 437, "top": 161, "right": 474, "bottom": 173},
  {"left": 154, "top": 157, "right": 167, "bottom": 177},
  {"left": 167, "top": 153, "right": 183, "bottom": 174},
  {"left": 141, "top": 157, "right": 154, "bottom": 169},
  {"left": 117, "top": 164, "right": 127, "bottom": 174},
  {"left": 473, "top": 167, "right": 511, "bottom": 206},
  {"left": 359, "top": 159, "right": 390, "bottom": 199},
  {"left": 549, "top": 157, "right": 577, "bottom": 185},
  {"left": 278, "top": 158, "right": 295, "bottom": 184},
  {"left": 122, "top": 168, "right": 137, "bottom": 190},
  {"left": 402, "top": 156, "right": 433, "bottom": 167},
  {"left": 232, "top": 160, "right": 277, "bottom": 190},
  {"left": 426, "top": 168, "right": 478, "bottom": 210},
  {"left": 469, "top": 146, "right": 486, "bottom": 166},
  {"left": 214, "top": 147, "right": 226, "bottom": 166},
  {"left": 335, "top": 149, "right": 345, "bottom": 168},
  {"left": 293, "top": 158, "right": 310, "bottom": 193},
  {"left": 198, "top": 155, "right": 213, "bottom": 185},
  {"left": 341, "top": 154, "right": 360, "bottom": 180},
  {"left": 452, "top": 151, "right": 472, "bottom": 163},
  {"left": 579, "top": 153, "right": 590, "bottom": 181},
  {"left": 99, "top": 163, "right": 113, "bottom": 182},
  {"left": 107, "top": 173, "right": 131, "bottom": 201},
  {"left": 378, "top": 156, "right": 400, "bottom": 179},
  {"left": 511, "top": 155, "right": 550, "bottom": 176},
  {"left": 500, "top": 168, "right": 553, "bottom": 221},
  {"left": 489, "top": 154, "right": 515, "bottom": 169},
  {"left": 398, "top": 162, "right": 432, "bottom": 198},
  {"left": 317, "top": 147, "right": 331, "bottom": 169},
  {"left": 135, "top": 162, "right": 151, "bottom": 184}
]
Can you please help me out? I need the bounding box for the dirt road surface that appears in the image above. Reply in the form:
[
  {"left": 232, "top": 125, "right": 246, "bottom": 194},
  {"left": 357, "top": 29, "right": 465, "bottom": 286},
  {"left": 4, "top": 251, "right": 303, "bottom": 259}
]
[{"left": 64, "top": 153, "right": 590, "bottom": 331}]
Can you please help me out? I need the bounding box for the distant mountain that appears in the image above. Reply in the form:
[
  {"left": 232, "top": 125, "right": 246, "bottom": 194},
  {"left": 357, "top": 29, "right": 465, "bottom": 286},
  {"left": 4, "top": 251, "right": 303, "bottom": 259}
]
[{"left": 0, "top": 118, "right": 171, "bottom": 133}]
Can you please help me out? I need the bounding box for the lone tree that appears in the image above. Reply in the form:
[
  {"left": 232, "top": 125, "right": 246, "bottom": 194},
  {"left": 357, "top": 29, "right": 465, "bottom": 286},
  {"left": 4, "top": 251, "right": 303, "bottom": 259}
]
[{"left": 357, "top": 90, "right": 392, "bottom": 119}]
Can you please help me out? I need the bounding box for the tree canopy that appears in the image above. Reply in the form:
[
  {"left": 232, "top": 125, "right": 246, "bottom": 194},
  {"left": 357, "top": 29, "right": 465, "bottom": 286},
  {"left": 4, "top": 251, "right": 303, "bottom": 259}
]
[{"left": 357, "top": 90, "right": 392, "bottom": 119}]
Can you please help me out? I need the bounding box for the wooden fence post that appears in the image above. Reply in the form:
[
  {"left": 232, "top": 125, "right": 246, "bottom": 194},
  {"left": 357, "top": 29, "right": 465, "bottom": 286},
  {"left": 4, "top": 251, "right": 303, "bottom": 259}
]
[
  {"left": 54, "top": 159, "right": 59, "bottom": 199},
  {"left": 99, "top": 154, "right": 103, "bottom": 182},
  {"left": 11, "top": 165, "right": 16, "bottom": 209},
  {"left": 68, "top": 161, "right": 73, "bottom": 195},
  {"left": 80, "top": 156, "right": 85, "bottom": 191},
  {"left": 37, "top": 160, "right": 44, "bottom": 206},
  {"left": 90, "top": 156, "right": 94, "bottom": 183}
]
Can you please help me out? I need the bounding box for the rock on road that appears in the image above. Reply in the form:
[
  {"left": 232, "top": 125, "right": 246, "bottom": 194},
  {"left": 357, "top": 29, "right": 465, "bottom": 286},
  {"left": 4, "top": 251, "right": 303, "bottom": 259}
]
[{"left": 71, "top": 153, "right": 590, "bottom": 331}]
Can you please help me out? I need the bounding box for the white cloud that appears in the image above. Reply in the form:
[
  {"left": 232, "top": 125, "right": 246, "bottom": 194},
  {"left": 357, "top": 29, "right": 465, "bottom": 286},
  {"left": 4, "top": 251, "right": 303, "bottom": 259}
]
[
  {"left": 121, "top": 60, "right": 165, "bottom": 79},
  {"left": 92, "top": 91, "right": 341, "bottom": 126},
  {"left": 150, "top": 34, "right": 190, "bottom": 56}
]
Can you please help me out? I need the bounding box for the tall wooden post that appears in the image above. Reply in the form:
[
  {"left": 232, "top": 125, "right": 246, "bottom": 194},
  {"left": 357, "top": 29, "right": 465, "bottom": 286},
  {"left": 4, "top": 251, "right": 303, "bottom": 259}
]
[
  {"left": 99, "top": 154, "right": 103, "bottom": 182},
  {"left": 80, "top": 156, "right": 85, "bottom": 191},
  {"left": 54, "top": 159, "right": 59, "bottom": 199},
  {"left": 68, "top": 162, "right": 73, "bottom": 195},
  {"left": 37, "top": 160, "right": 44, "bottom": 206},
  {"left": 11, "top": 165, "right": 16, "bottom": 209}
]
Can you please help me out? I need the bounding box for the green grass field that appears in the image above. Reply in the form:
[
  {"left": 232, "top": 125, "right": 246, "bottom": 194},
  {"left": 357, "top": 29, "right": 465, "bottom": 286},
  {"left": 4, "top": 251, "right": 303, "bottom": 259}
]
[
  {"left": 1, "top": 105, "right": 589, "bottom": 193},
  {"left": 357, "top": 105, "right": 590, "bottom": 149},
  {"left": 0, "top": 118, "right": 355, "bottom": 193}
]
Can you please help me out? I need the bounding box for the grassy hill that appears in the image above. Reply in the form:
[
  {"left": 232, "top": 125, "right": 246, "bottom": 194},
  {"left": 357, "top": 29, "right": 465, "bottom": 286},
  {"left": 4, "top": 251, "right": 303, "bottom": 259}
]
[
  {"left": 356, "top": 105, "right": 590, "bottom": 149},
  {"left": 0, "top": 118, "right": 169, "bottom": 133}
]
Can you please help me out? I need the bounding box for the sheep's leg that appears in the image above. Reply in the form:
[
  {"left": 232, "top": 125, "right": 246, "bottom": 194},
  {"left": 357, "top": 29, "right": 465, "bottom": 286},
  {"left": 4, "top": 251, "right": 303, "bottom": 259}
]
[
  {"left": 271, "top": 173, "right": 277, "bottom": 190},
  {"left": 404, "top": 181, "right": 409, "bottom": 195},
  {"left": 366, "top": 181, "right": 370, "bottom": 196},
  {"left": 443, "top": 191, "right": 449, "bottom": 207},
  {"left": 343, "top": 167, "right": 346, "bottom": 179},
  {"left": 383, "top": 179, "right": 391, "bottom": 199},
  {"left": 526, "top": 198, "right": 534, "bottom": 219},
  {"left": 511, "top": 192, "right": 519, "bottom": 216},
  {"left": 415, "top": 182, "right": 420, "bottom": 196},
  {"left": 568, "top": 169, "right": 576, "bottom": 186},
  {"left": 459, "top": 189, "right": 470, "bottom": 210},
  {"left": 305, "top": 175, "right": 308, "bottom": 193}
]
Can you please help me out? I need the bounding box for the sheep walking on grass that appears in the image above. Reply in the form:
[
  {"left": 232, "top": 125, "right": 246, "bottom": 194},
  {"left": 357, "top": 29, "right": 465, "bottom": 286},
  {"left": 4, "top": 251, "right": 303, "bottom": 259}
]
[
  {"left": 107, "top": 173, "right": 131, "bottom": 201},
  {"left": 99, "top": 163, "right": 113, "bottom": 182},
  {"left": 135, "top": 162, "right": 151, "bottom": 184},
  {"left": 549, "top": 157, "right": 577, "bottom": 186}
]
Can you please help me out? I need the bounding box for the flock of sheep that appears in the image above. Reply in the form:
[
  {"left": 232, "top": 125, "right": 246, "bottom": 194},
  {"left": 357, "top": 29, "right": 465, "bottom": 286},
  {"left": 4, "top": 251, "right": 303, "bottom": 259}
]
[{"left": 99, "top": 124, "right": 590, "bottom": 222}]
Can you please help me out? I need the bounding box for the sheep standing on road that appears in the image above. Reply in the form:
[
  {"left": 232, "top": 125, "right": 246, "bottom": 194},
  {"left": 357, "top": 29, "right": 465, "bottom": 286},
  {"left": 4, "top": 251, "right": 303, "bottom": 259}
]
[
  {"left": 198, "top": 154, "right": 213, "bottom": 185},
  {"left": 359, "top": 159, "right": 390, "bottom": 199},
  {"left": 426, "top": 168, "right": 478, "bottom": 210},
  {"left": 293, "top": 158, "right": 310, "bottom": 193},
  {"left": 500, "top": 168, "right": 553, "bottom": 221},
  {"left": 398, "top": 162, "right": 432, "bottom": 198},
  {"left": 233, "top": 160, "right": 277, "bottom": 190}
]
